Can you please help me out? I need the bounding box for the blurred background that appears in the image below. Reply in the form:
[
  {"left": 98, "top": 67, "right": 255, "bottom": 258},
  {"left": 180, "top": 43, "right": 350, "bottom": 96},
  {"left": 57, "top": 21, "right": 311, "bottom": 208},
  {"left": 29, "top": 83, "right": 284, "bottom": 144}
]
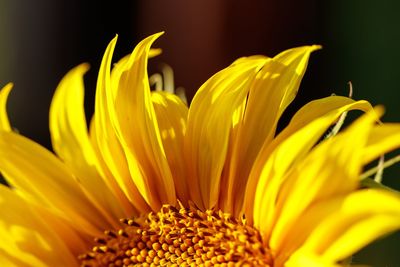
[{"left": 0, "top": 1, "right": 399, "bottom": 265}]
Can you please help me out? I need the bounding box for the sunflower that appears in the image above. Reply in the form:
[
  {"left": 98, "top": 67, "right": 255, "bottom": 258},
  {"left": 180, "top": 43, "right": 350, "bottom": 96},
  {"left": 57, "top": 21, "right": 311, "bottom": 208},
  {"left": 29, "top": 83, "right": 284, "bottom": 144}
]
[{"left": 0, "top": 32, "right": 400, "bottom": 267}]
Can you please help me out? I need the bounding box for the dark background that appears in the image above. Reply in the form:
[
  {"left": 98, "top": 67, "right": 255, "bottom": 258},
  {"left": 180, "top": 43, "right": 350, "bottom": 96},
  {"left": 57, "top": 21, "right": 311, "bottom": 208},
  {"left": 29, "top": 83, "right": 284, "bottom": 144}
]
[{"left": 0, "top": 1, "right": 399, "bottom": 266}]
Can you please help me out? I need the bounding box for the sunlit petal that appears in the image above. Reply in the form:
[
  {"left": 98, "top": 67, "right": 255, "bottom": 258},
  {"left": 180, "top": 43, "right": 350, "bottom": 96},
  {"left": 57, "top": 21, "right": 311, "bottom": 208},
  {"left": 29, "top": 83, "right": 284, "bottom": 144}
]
[
  {"left": 284, "top": 190, "right": 400, "bottom": 264},
  {"left": 0, "top": 131, "right": 109, "bottom": 236},
  {"left": 363, "top": 123, "right": 400, "bottom": 164},
  {"left": 49, "top": 63, "right": 126, "bottom": 227},
  {"left": 222, "top": 46, "right": 320, "bottom": 215},
  {"left": 152, "top": 91, "right": 189, "bottom": 203},
  {"left": 92, "top": 36, "right": 148, "bottom": 215},
  {"left": 114, "top": 32, "right": 177, "bottom": 209},
  {"left": 270, "top": 108, "right": 382, "bottom": 252},
  {"left": 246, "top": 98, "right": 373, "bottom": 231},
  {"left": 186, "top": 57, "right": 267, "bottom": 209},
  {"left": 0, "top": 185, "right": 78, "bottom": 266}
]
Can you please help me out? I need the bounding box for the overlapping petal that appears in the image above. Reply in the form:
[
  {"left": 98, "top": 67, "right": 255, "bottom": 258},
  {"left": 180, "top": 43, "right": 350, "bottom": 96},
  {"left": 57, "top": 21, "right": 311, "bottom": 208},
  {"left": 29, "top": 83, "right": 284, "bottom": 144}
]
[
  {"left": 0, "top": 185, "right": 78, "bottom": 266},
  {"left": 259, "top": 108, "right": 400, "bottom": 266},
  {"left": 282, "top": 190, "right": 400, "bottom": 266},
  {"left": 221, "top": 46, "right": 320, "bottom": 215},
  {"left": 151, "top": 91, "right": 189, "bottom": 203},
  {"left": 185, "top": 56, "right": 267, "bottom": 209},
  {"left": 49, "top": 63, "right": 125, "bottom": 225},
  {"left": 244, "top": 97, "right": 373, "bottom": 230},
  {"left": 91, "top": 36, "right": 148, "bottom": 215},
  {"left": 362, "top": 123, "right": 400, "bottom": 164},
  {"left": 0, "top": 131, "right": 109, "bottom": 236},
  {"left": 113, "top": 32, "right": 177, "bottom": 210},
  {"left": 269, "top": 109, "right": 383, "bottom": 253}
]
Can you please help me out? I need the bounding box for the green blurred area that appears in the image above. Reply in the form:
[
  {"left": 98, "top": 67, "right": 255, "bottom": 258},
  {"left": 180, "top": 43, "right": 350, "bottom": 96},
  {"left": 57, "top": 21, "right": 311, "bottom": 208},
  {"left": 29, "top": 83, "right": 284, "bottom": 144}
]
[
  {"left": 325, "top": 0, "right": 400, "bottom": 121},
  {"left": 325, "top": 1, "right": 400, "bottom": 266}
]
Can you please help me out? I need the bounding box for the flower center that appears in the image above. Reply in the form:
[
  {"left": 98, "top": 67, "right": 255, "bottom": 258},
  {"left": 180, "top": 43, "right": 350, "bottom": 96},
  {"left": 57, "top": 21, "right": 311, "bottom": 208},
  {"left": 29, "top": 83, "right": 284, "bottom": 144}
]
[{"left": 79, "top": 204, "right": 273, "bottom": 266}]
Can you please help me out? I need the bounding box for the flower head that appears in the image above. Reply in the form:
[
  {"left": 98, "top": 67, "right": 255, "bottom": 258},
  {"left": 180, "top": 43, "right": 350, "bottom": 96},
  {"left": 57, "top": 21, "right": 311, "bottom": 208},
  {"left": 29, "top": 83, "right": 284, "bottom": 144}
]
[{"left": 1, "top": 32, "right": 400, "bottom": 267}]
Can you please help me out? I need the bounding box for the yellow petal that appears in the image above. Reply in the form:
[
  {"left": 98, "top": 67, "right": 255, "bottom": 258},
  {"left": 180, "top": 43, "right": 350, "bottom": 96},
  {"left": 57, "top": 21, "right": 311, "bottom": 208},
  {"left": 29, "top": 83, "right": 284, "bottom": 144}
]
[
  {"left": 152, "top": 91, "right": 189, "bottom": 203},
  {"left": 92, "top": 36, "right": 148, "bottom": 215},
  {"left": 0, "top": 185, "right": 78, "bottom": 266},
  {"left": 30, "top": 200, "right": 89, "bottom": 256},
  {"left": 295, "top": 190, "right": 400, "bottom": 263},
  {"left": 0, "top": 131, "right": 109, "bottom": 236},
  {"left": 0, "top": 254, "right": 25, "bottom": 267},
  {"left": 0, "top": 83, "right": 13, "bottom": 131},
  {"left": 284, "top": 251, "right": 341, "bottom": 267},
  {"left": 272, "top": 45, "right": 322, "bottom": 111},
  {"left": 185, "top": 57, "right": 267, "bottom": 209},
  {"left": 245, "top": 98, "right": 373, "bottom": 232},
  {"left": 251, "top": 115, "right": 343, "bottom": 241},
  {"left": 114, "top": 32, "right": 177, "bottom": 209},
  {"left": 221, "top": 46, "right": 319, "bottom": 215},
  {"left": 282, "top": 96, "right": 373, "bottom": 138},
  {"left": 49, "top": 63, "right": 92, "bottom": 169},
  {"left": 49, "top": 63, "right": 125, "bottom": 227},
  {"left": 362, "top": 123, "right": 400, "bottom": 164},
  {"left": 270, "top": 108, "right": 382, "bottom": 253},
  {"left": 274, "top": 193, "right": 345, "bottom": 266}
]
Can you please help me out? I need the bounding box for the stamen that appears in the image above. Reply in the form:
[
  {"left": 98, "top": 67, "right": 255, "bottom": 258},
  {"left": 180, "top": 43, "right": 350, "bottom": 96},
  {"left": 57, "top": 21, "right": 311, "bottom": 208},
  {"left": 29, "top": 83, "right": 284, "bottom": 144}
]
[
  {"left": 175, "top": 87, "right": 188, "bottom": 105},
  {"left": 347, "top": 81, "right": 354, "bottom": 98},
  {"left": 326, "top": 82, "right": 353, "bottom": 139},
  {"left": 149, "top": 73, "right": 163, "bottom": 91},
  {"left": 149, "top": 63, "right": 188, "bottom": 104},
  {"left": 160, "top": 63, "right": 175, "bottom": 94},
  {"left": 361, "top": 154, "right": 400, "bottom": 180},
  {"left": 374, "top": 155, "right": 384, "bottom": 183},
  {"left": 79, "top": 205, "right": 273, "bottom": 266}
]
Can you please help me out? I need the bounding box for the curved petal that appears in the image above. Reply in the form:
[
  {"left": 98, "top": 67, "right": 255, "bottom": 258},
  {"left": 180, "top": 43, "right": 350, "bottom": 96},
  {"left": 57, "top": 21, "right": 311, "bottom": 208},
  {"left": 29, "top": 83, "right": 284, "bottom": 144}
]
[
  {"left": 269, "top": 108, "right": 382, "bottom": 253},
  {"left": 221, "top": 46, "right": 320, "bottom": 215},
  {"left": 284, "top": 189, "right": 400, "bottom": 265},
  {"left": 271, "top": 45, "right": 322, "bottom": 113},
  {"left": 113, "top": 32, "right": 177, "bottom": 209},
  {"left": 49, "top": 63, "right": 125, "bottom": 227},
  {"left": 92, "top": 36, "right": 148, "bottom": 215},
  {"left": 362, "top": 123, "right": 400, "bottom": 164},
  {"left": 274, "top": 194, "right": 349, "bottom": 266},
  {"left": 279, "top": 96, "right": 373, "bottom": 140},
  {"left": 49, "top": 63, "right": 92, "bottom": 169},
  {"left": 0, "top": 185, "right": 78, "bottom": 267},
  {"left": 244, "top": 98, "right": 373, "bottom": 229},
  {"left": 185, "top": 57, "right": 267, "bottom": 209},
  {"left": 307, "top": 191, "right": 400, "bottom": 263},
  {"left": 0, "top": 83, "right": 13, "bottom": 131},
  {"left": 0, "top": 131, "right": 109, "bottom": 236},
  {"left": 244, "top": 96, "right": 366, "bottom": 221},
  {"left": 152, "top": 91, "right": 189, "bottom": 203}
]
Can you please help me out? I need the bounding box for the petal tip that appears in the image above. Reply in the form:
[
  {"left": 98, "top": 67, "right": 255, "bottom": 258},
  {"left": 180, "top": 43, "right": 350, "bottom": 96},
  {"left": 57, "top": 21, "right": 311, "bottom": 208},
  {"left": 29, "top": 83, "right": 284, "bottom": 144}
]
[
  {"left": 76, "top": 62, "right": 90, "bottom": 74},
  {"left": 1, "top": 83, "right": 14, "bottom": 93},
  {"left": 311, "top": 44, "right": 322, "bottom": 51}
]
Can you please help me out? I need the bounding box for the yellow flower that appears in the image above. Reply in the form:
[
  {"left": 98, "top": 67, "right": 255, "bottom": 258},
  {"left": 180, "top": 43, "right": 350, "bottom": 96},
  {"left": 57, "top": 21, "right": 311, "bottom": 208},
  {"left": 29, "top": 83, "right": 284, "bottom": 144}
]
[{"left": 0, "top": 32, "right": 400, "bottom": 267}]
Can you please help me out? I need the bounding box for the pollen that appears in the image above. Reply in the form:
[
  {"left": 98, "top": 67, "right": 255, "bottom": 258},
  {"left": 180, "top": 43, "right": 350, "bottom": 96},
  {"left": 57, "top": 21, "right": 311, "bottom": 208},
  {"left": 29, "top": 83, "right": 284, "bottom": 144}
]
[{"left": 79, "top": 204, "right": 273, "bottom": 267}]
